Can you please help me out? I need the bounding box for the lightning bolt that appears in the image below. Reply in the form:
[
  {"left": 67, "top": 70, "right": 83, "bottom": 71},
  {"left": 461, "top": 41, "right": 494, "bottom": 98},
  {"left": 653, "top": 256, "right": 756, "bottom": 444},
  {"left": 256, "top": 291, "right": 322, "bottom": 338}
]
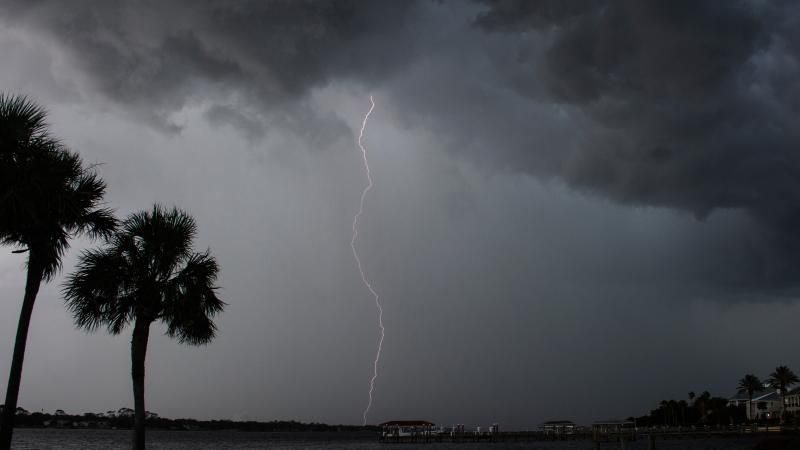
[{"left": 351, "top": 95, "right": 384, "bottom": 426}]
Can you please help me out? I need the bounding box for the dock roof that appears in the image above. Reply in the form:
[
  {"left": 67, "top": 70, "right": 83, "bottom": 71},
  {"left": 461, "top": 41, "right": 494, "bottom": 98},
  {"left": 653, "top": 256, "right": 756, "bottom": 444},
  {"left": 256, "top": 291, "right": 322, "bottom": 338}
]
[
  {"left": 592, "top": 420, "right": 634, "bottom": 425},
  {"left": 379, "top": 420, "right": 435, "bottom": 427}
]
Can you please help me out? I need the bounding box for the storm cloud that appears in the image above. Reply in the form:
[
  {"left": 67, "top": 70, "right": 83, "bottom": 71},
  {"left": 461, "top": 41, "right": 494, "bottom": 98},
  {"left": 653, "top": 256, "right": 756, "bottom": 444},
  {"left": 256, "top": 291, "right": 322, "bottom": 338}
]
[
  {"left": 0, "top": 0, "right": 417, "bottom": 132},
  {"left": 471, "top": 0, "right": 800, "bottom": 287},
  {"left": 7, "top": 0, "right": 799, "bottom": 245},
  {"left": 1, "top": 0, "right": 800, "bottom": 429}
]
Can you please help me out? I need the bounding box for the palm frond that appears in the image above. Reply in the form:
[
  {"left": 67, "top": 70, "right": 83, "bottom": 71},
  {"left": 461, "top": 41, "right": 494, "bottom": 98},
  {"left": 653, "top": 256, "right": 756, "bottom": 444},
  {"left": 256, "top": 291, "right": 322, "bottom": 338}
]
[
  {"left": 166, "top": 310, "right": 218, "bottom": 345},
  {"left": 176, "top": 251, "right": 224, "bottom": 312},
  {"left": 63, "top": 248, "right": 130, "bottom": 333},
  {"left": 0, "top": 93, "right": 49, "bottom": 155},
  {"left": 161, "top": 250, "right": 224, "bottom": 345},
  {"left": 71, "top": 207, "right": 118, "bottom": 240},
  {"left": 64, "top": 205, "right": 225, "bottom": 345},
  {"left": 38, "top": 230, "right": 70, "bottom": 281},
  {"left": 1, "top": 117, "right": 114, "bottom": 279},
  {"left": 768, "top": 366, "right": 800, "bottom": 389},
  {"left": 122, "top": 205, "right": 197, "bottom": 280},
  {"left": 737, "top": 374, "right": 762, "bottom": 394}
]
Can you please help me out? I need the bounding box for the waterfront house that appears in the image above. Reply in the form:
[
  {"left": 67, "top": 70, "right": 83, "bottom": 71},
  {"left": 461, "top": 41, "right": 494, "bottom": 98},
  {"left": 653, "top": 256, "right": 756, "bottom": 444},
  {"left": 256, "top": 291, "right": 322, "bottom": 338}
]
[
  {"left": 592, "top": 420, "right": 635, "bottom": 433},
  {"left": 783, "top": 386, "right": 800, "bottom": 415},
  {"left": 728, "top": 390, "right": 782, "bottom": 420},
  {"left": 591, "top": 420, "right": 635, "bottom": 442},
  {"left": 380, "top": 420, "right": 436, "bottom": 438},
  {"left": 541, "top": 420, "right": 576, "bottom": 436}
]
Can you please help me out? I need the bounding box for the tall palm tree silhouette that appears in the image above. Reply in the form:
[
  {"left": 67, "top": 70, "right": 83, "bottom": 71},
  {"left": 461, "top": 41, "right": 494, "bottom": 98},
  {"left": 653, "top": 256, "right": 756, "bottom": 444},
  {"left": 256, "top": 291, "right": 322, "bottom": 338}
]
[
  {"left": 737, "top": 374, "right": 763, "bottom": 422},
  {"left": 767, "top": 366, "right": 799, "bottom": 423},
  {"left": 63, "top": 205, "right": 225, "bottom": 449},
  {"left": 0, "top": 94, "right": 116, "bottom": 449}
]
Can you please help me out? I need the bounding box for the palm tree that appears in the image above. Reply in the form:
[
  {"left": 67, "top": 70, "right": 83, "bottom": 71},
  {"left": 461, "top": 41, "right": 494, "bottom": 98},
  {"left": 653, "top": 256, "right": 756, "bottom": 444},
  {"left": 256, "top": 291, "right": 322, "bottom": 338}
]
[
  {"left": 697, "top": 391, "right": 711, "bottom": 420},
  {"left": 668, "top": 400, "right": 679, "bottom": 426},
  {"left": 0, "top": 94, "right": 116, "bottom": 449},
  {"left": 737, "top": 374, "right": 763, "bottom": 422},
  {"left": 63, "top": 205, "right": 224, "bottom": 450},
  {"left": 678, "top": 400, "right": 688, "bottom": 426},
  {"left": 659, "top": 400, "right": 669, "bottom": 426},
  {"left": 767, "top": 366, "right": 799, "bottom": 423}
]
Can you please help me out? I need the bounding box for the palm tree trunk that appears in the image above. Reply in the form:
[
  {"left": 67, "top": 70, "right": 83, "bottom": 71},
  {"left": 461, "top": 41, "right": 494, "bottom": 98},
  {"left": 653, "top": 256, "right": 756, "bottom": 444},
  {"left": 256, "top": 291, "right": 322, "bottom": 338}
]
[
  {"left": 0, "top": 257, "right": 43, "bottom": 450},
  {"left": 131, "top": 318, "right": 151, "bottom": 450}
]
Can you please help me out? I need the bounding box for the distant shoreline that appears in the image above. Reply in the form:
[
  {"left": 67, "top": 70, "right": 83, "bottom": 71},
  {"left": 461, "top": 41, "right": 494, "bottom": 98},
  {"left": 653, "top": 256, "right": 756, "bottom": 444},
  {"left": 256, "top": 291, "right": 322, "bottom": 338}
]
[{"left": 10, "top": 410, "right": 379, "bottom": 433}]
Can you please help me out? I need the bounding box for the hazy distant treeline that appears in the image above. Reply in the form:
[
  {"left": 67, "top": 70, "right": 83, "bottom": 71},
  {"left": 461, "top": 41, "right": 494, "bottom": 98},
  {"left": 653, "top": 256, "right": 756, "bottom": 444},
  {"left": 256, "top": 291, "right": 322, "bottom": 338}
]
[{"left": 10, "top": 409, "right": 377, "bottom": 433}]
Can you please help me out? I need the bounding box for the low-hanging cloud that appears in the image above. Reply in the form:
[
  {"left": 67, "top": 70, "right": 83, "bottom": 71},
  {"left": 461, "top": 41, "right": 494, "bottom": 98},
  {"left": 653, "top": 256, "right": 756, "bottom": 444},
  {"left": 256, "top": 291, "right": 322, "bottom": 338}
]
[
  {"left": 0, "top": 0, "right": 418, "bottom": 131},
  {"left": 474, "top": 0, "right": 800, "bottom": 287},
  {"left": 4, "top": 0, "right": 800, "bottom": 289}
]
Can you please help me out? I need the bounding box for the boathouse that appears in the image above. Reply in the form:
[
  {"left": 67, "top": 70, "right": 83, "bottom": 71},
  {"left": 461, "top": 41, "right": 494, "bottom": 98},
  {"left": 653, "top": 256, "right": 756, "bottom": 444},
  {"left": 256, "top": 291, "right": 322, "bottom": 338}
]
[
  {"left": 541, "top": 420, "right": 576, "bottom": 436},
  {"left": 379, "top": 420, "right": 436, "bottom": 439},
  {"left": 592, "top": 420, "right": 635, "bottom": 441}
]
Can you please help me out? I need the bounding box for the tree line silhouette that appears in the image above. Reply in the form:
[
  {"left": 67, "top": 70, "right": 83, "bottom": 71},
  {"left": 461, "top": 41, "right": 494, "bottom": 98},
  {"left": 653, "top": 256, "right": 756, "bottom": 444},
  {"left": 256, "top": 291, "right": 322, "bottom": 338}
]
[
  {"left": 0, "top": 94, "right": 226, "bottom": 450},
  {"left": 632, "top": 390, "right": 741, "bottom": 427},
  {"left": 5, "top": 407, "right": 375, "bottom": 433},
  {"left": 631, "top": 366, "right": 800, "bottom": 427}
]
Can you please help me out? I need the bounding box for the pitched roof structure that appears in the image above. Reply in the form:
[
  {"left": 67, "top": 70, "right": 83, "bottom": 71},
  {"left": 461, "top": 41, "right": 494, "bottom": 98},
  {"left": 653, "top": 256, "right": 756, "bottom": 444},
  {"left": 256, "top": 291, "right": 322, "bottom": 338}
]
[
  {"left": 730, "top": 389, "right": 780, "bottom": 401},
  {"left": 379, "top": 420, "right": 435, "bottom": 427}
]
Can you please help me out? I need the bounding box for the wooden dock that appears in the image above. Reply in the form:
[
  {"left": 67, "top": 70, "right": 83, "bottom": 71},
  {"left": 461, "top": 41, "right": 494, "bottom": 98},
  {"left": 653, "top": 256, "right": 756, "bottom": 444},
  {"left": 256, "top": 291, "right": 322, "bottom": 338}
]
[
  {"left": 379, "top": 431, "right": 584, "bottom": 444},
  {"left": 378, "top": 425, "right": 796, "bottom": 446}
]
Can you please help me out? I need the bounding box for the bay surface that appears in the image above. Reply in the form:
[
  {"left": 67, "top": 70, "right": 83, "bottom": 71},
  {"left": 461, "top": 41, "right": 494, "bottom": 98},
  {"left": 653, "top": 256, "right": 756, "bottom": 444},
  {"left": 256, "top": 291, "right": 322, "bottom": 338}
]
[{"left": 11, "top": 428, "right": 772, "bottom": 449}]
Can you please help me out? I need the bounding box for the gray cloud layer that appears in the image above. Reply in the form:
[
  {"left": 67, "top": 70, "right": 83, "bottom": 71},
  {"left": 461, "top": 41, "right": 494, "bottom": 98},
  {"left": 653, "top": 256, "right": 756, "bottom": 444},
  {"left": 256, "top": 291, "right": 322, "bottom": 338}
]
[
  {"left": 2, "top": 0, "right": 417, "bottom": 132},
  {"left": 2, "top": 0, "right": 800, "bottom": 428},
  {"left": 8, "top": 0, "right": 799, "bottom": 248},
  {"left": 474, "top": 0, "right": 800, "bottom": 289}
]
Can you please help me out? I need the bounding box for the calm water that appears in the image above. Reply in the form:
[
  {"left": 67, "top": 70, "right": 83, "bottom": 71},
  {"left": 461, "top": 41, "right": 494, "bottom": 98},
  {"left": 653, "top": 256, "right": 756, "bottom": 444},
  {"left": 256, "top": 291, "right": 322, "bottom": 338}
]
[{"left": 11, "top": 429, "right": 771, "bottom": 449}]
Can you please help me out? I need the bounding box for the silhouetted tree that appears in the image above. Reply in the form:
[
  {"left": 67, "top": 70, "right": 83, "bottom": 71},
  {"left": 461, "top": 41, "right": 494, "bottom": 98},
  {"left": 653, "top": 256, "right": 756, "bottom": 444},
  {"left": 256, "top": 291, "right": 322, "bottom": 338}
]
[
  {"left": 738, "top": 374, "right": 763, "bottom": 422},
  {"left": 678, "top": 400, "right": 688, "bottom": 425},
  {"left": 767, "top": 366, "right": 799, "bottom": 423},
  {"left": 697, "top": 391, "right": 711, "bottom": 420},
  {"left": 0, "top": 94, "right": 115, "bottom": 449},
  {"left": 63, "top": 206, "right": 224, "bottom": 450},
  {"left": 659, "top": 400, "right": 669, "bottom": 426},
  {"left": 669, "top": 400, "right": 679, "bottom": 426}
]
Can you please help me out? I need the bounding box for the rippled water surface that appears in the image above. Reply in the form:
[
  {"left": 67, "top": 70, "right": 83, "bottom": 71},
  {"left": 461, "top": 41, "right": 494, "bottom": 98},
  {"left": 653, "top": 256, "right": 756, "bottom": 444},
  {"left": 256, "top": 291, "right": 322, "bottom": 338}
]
[{"left": 11, "top": 429, "right": 774, "bottom": 449}]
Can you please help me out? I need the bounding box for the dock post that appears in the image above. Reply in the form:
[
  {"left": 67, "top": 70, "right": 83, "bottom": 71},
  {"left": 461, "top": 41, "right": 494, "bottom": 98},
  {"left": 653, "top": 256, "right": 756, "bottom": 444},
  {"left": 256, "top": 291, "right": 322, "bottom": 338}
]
[
  {"left": 620, "top": 435, "right": 628, "bottom": 450},
  {"left": 647, "top": 434, "right": 655, "bottom": 450}
]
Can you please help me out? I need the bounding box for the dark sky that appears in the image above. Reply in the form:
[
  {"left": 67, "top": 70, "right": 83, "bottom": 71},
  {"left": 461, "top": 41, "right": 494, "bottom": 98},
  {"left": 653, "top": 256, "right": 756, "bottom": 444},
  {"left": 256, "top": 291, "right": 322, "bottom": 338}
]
[{"left": 2, "top": 0, "right": 800, "bottom": 429}]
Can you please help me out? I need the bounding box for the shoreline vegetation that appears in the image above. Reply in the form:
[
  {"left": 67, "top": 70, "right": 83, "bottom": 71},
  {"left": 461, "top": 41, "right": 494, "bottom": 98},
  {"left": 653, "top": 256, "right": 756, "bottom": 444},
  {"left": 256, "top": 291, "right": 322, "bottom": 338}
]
[
  {"left": 3, "top": 363, "right": 800, "bottom": 437},
  {"left": 2, "top": 407, "right": 378, "bottom": 433},
  {"left": 629, "top": 366, "right": 800, "bottom": 428}
]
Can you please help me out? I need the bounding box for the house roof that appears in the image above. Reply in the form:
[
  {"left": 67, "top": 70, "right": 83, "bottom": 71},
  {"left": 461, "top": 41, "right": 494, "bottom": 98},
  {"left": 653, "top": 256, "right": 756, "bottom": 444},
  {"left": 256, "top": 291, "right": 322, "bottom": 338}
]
[
  {"left": 730, "top": 389, "right": 780, "bottom": 401},
  {"left": 543, "top": 420, "right": 575, "bottom": 425},
  {"left": 754, "top": 391, "right": 780, "bottom": 401},
  {"left": 593, "top": 420, "right": 634, "bottom": 425},
  {"left": 379, "top": 420, "right": 435, "bottom": 427}
]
